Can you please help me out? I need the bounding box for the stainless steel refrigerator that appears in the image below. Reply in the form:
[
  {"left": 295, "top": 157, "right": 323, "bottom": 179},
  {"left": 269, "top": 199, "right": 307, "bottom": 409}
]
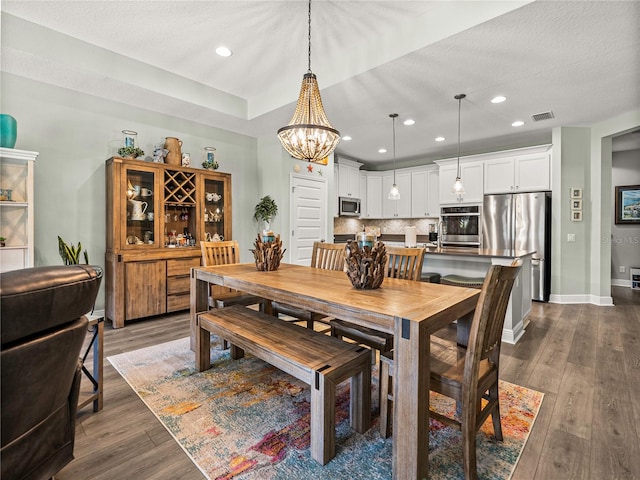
[{"left": 483, "top": 192, "right": 551, "bottom": 301}]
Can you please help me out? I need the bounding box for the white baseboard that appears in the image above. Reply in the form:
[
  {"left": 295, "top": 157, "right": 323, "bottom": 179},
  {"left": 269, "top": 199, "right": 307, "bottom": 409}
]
[
  {"left": 548, "top": 294, "right": 614, "bottom": 306},
  {"left": 502, "top": 322, "right": 525, "bottom": 345},
  {"left": 611, "top": 278, "right": 631, "bottom": 288}
]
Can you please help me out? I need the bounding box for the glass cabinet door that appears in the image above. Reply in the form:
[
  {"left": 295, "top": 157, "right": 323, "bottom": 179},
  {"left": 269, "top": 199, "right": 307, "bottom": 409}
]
[
  {"left": 203, "top": 178, "right": 226, "bottom": 242},
  {"left": 123, "top": 166, "right": 157, "bottom": 248}
]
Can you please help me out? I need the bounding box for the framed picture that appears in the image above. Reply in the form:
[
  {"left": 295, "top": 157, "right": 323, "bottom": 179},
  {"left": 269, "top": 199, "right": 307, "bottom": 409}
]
[
  {"left": 572, "top": 199, "right": 582, "bottom": 210},
  {"left": 571, "top": 210, "right": 582, "bottom": 222},
  {"left": 615, "top": 184, "right": 640, "bottom": 224},
  {"left": 571, "top": 188, "right": 582, "bottom": 199}
]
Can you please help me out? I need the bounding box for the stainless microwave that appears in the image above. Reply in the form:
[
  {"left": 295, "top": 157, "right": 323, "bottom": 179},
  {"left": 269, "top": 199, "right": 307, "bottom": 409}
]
[{"left": 338, "top": 196, "right": 361, "bottom": 217}]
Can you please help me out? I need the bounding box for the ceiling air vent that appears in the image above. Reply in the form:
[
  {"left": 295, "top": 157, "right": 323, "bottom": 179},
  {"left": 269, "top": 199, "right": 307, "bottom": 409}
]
[{"left": 531, "top": 111, "right": 555, "bottom": 122}]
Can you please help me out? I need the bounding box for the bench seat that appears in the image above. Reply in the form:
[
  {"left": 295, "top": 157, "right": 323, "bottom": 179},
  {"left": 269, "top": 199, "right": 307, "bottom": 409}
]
[{"left": 196, "top": 305, "right": 371, "bottom": 465}]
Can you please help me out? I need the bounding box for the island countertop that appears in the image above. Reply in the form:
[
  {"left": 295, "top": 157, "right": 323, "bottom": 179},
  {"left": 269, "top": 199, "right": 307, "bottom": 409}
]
[{"left": 423, "top": 247, "right": 536, "bottom": 259}]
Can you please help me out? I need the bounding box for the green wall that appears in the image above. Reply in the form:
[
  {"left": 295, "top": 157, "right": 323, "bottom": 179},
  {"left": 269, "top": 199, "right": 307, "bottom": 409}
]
[{"left": 1, "top": 72, "right": 260, "bottom": 310}]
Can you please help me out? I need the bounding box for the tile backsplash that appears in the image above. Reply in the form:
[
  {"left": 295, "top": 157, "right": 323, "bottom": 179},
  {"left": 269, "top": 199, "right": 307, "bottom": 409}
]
[{"left": 334, "top": 217, "right": 438, "bottom": 236}]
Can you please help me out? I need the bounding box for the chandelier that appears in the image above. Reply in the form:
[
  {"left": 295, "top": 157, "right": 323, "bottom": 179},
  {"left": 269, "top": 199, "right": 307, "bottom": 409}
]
[
  {"left": 452, "top": 93, "right": 466, "bottom": 201},
  {"left": 277, "top": 0, "right": 340, "bottom": 163}
]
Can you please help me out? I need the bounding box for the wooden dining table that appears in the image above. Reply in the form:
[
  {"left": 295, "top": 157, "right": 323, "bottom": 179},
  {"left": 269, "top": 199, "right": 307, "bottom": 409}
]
[{"left": 190, "top": 263, "right": 480, "bottom": 480}]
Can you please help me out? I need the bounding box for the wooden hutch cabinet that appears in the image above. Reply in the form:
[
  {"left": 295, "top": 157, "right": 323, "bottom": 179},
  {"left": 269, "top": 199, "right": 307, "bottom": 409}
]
[{"left": 105, "top": 157, "right": 231, "bottom": 328}]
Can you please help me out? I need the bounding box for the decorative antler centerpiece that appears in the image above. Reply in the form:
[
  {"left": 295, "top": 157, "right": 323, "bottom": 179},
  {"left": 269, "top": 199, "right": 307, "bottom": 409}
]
[
  {"left": 345, "top": 239, "right": 387, "bottom": 289},
  {"left": 251, "top": 234, "right": 285, "bottom": 271}
]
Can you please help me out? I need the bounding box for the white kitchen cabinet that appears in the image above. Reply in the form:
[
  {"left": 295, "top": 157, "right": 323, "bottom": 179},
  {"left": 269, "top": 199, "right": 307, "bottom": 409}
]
[
  {"left": 365, "top": 173, "right": 383, "bottom": 218},
  {"left": 359, "top": 172, "right": 367, "bottom": 217},
  {"left": 337, "top": 159, "right": 362, "bottom": 198},
  {"left": 438, "top": 160, "right": 484, "bottom": 205},
  {"left": 0, "top": 147, "right": 38, "bottom": 273},
  {"left": 383, "top": 171, "right": 411, "bottom": 218},
  {"left": 484, "top": 153, "right": 550, "bottom": 194},
  {"left": 411, "top": 165, "right": 439, "bottom": 217}
]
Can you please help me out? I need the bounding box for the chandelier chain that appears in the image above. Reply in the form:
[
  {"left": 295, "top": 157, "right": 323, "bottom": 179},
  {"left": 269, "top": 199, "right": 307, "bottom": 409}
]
[{"left": 307, "top": 0, "right": 312, "bottom": 73}]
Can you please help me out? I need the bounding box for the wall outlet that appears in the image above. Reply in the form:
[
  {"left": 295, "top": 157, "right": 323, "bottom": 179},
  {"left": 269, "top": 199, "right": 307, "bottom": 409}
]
[
  {"left": 619, "top": 266, "right": 626, "bottom": 273},
  {"left": 567, "top": 233, "right": 576, "bottom": 242}
]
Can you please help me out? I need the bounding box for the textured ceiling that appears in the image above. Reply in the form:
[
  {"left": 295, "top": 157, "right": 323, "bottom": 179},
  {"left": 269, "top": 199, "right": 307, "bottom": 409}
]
[{"left": 2, "top": 0, "right": 639, "bottom": 167}]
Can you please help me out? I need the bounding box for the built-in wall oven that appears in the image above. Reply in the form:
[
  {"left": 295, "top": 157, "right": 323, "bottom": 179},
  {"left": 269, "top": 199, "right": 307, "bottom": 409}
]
[{"left": 440, "top": 205, "right": 482, "bottom": 247}]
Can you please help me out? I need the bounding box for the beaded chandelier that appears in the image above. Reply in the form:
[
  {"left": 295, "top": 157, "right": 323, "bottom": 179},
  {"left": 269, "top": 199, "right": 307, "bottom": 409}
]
[{"left": 277, "top": 0, "right": 340, "bottom": 163}]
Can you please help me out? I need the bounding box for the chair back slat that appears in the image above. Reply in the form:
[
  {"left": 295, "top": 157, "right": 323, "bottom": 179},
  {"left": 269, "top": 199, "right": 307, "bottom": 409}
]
[
  {"left": 311, "top": 242, "right": 346, "bottom": 271},
  {"left": 201, "top": 240, "right": 240, "bottom": 266},
  {"left": 385, "top": 246, "right": 425, "bottom": 281},
  {"left": 465, "top": 259, "right": 522, "bottom": 380}
]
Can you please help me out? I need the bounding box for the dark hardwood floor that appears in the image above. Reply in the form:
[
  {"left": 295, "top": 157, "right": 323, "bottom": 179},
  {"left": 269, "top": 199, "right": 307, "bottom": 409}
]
[{"left": 58, "top": 288, "right": 640, "bottom": 479}]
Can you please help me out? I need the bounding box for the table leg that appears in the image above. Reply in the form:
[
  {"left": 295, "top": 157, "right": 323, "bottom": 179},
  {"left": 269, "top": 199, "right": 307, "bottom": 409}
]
[
  {"left": 393, "top": 317, "right": 430, "bottom": 480},
  {"left": 93, "top": 318, "right": 104, "bottom": 411},
  {"left": 190, "top": 271, "right": 210, "bottom": 352}
]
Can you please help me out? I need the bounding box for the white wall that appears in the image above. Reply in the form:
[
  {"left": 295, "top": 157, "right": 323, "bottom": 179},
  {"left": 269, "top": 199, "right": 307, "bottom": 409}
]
[{"left": 611, "top": 149, "right": 640, "bottom": 285}]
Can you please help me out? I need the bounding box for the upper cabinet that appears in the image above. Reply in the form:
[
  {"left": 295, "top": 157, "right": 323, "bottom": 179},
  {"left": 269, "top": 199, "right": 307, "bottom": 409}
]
[
  {"left": 364, "top": 173, "right": 383, "bottom": 218},
  {"left": 0, "top": 148, "right": 38, "bottom": 273},
  {"left": 336, "top": 158, "right": 363, "bottom": 198},
  {"left": 484, "top": 152, "right": 551, "bottom": 194},
  {"left": 411, "top": 165, "right": 439, "bottom": 218},
  {"left": 106, "top": 157, "right": 231, "bottom": 252},
  {"left": 438, "top": 160, "right": 484, "bottom": 205}
]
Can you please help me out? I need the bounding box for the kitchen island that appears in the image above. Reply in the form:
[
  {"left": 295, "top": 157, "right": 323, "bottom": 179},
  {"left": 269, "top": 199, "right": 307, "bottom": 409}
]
[{"left": 423, "top": 247, "right": 535, "bottom": 344}]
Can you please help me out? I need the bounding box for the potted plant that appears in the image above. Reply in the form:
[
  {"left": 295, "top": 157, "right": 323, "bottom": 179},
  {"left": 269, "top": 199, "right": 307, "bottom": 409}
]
[
  {"left": 58, "top": 236, "right": 89, "bottom": 264},
  {"left": 253, "top": 195, "right": 278, "bottom": 232},
  {"left": 117, "top": 146, "right": 145, "bottom": 159},
  {"left": 0, "top": 237, "right": 6, "bottom": 247}
]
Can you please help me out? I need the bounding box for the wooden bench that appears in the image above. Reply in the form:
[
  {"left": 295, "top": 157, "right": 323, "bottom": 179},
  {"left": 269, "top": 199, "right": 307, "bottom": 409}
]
[{"left": 195, "top": 305, "right": 372, "bottom": 465}]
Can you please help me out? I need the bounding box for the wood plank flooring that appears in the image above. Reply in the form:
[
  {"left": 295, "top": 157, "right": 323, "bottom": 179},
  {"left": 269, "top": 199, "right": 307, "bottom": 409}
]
[{"left": 57, "top": 286, "right": 640, "bottom": 479}]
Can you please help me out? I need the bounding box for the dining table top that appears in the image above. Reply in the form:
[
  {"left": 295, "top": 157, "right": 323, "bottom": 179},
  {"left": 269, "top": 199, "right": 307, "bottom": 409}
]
[{"left": 192, "top": 262, "right": 481, "bottom": 335}]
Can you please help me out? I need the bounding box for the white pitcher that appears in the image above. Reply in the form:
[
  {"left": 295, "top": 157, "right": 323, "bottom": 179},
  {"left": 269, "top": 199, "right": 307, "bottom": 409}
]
[{"left": 129, "top": 199, "right": 148, "bottom": 220}]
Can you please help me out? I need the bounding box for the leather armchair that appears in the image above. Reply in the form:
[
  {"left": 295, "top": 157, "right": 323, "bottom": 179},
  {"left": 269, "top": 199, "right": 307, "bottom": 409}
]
[{"left": 1, "top": 265, "right": 102, "bottom": 480}]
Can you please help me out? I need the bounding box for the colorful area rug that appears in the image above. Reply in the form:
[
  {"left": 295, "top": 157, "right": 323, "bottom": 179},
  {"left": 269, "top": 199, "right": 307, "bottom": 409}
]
[{"left": 108, "top": 337, "right": 543, "bottom": 480}]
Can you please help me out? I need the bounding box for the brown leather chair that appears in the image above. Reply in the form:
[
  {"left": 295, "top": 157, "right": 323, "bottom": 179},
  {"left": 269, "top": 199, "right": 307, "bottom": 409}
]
[{"left": 1, "top": 265, "right": 103, "bottom": 480}]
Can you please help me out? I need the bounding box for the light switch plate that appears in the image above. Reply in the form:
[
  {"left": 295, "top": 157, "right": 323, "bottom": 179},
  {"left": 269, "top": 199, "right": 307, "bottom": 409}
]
[{"left": 567, "top": 234, "right": 576, "bottom": 242}]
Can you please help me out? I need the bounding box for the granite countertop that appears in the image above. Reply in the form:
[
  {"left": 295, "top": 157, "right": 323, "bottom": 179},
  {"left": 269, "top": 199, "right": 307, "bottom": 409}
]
[{"left": 423, "top": 247, "right": 536, "bottom": 259}]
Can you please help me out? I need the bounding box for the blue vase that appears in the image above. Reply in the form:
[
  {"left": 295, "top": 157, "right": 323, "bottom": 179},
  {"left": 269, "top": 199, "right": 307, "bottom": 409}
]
[{"left": 0, "top": 114, "right": 17, "bottom": 149}]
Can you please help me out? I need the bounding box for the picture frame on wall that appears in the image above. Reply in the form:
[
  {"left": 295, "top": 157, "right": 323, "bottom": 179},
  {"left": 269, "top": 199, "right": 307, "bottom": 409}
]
[
  {"left": 615, "top": 185, "right": 640, "bottom": 224},
  {"left": 571, "top": 211, "right": 583, "bottom": 222},
  {"left": 570, "top": 188, "right": 582, "bottom": 199},
  {"left": 572, "top": 199, "right": 582, "bottom": 210}
]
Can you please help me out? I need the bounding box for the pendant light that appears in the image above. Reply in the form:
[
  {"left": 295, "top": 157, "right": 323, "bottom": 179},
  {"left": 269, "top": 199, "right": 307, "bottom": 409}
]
[
  {"left": 277, "top": 0, "right": 340, "bottom": 163},
  {"left": 452, "top": 93, "right": 466, "bottom": 201},
  {"left": 388, "top": 113, "right": 400, "bottom": 200}
]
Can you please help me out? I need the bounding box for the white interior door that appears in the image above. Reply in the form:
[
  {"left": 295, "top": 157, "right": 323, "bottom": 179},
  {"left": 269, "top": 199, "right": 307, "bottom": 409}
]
[{"left": 290, "top": 174, "right": 328, "bottom": 265}]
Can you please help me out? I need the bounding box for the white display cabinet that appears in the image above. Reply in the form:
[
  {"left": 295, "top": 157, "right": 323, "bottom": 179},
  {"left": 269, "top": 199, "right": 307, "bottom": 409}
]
[{"left": 0, "top": 148, "right": 38, "bottom": 273}]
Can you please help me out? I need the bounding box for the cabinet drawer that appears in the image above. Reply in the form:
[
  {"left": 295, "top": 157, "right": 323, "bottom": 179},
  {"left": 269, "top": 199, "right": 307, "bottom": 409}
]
[
  {"left": 167, "top": 292, "right": 190, "bottom": 312},
  {"left": 167, "top": 274, "right": 190, "bottom": 295},
  {"left": 167, "top": 257, "right": 201, "bottom": 276}
]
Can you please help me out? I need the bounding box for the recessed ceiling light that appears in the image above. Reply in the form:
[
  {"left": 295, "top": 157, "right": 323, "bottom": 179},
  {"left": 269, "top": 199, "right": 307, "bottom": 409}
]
[
  {"left": 378, "top": 148, "right": 387, "bottom": 154},
  {"left": 512, "top": 120, "right": 524, "bottom": 127},
  {"left": 216, "top": 46, "right": 233, "bottom": 57},
  {"left": 403, "top": 119, "right": 415, "bottom": 126},
  {"left": 435, "top": 136, "right": 445, "bottom": 142},
  {"left": 342, "top": 135, "right": 352, "bottom": 141},
  {"left": 491, "top": 95, "right": 507, "bottom": 104}
]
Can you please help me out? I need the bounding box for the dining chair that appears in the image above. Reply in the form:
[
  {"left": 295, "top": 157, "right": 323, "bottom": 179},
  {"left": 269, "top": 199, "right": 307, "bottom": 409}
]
[
  {"left": 200, "top": 240, "right": 266, "bottom": 310},
  {"left": 330, "top": 246, "right": 425, "bottom": 362},
  {"left": 271, "top": 241, "right": 346, "bottom": 329},
  {"left": 379, "top": 259, "right": 522, "bottom": 480}
]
